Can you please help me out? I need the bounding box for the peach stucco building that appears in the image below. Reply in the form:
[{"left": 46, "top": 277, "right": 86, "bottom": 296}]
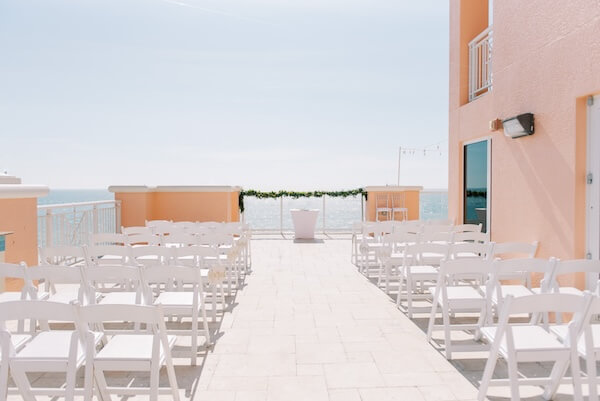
[{"left": 449, "top": 0, "right": 600, "bottom": 278}]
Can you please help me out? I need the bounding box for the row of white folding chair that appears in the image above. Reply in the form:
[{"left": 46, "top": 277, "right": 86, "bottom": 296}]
[
  {"left": 0, "top": 300, "right": 180, "bottom": 401},
  {"left": 41, "top": 245, "right": 230, "bottom": 321},
  {"left": 394, "top": 243, "right": 541, "bottom": 319},
  {"left": 376, "top": 239, "right": 537, "bottom": 289},
  {"left": 23, "top": 263, "right": 212, "bottom": 365},
  {"left": 425, "top": 257, "right": 600, "bottom": 360},
  {"left": 477, "top": 292, "right": 594, "bottom": 401}
]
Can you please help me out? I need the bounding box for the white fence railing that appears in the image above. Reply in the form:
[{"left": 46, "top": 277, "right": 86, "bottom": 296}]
[
  {"left": 468, "top": 26, "right": 493, "bottom": 102},
  {"left": 242, "top": 190, "right": 449, "bottom": 233},
  {"left": 38, "top": 200, "right": 121, "bottom": 248}
]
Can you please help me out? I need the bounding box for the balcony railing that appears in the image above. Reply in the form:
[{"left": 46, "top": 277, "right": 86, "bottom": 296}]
[
  {"left": 468, "top": 26, "right": 493, "bottom": 102},
  {"left": 38, "top": 200, "right": 121, "bottom": 248}
]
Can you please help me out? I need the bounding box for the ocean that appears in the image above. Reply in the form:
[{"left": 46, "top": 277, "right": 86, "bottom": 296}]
[{"left": 38, "top": 189, "right": 448, "bottom": 230}]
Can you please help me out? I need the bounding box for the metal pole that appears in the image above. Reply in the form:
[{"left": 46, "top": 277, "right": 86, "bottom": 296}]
[
  {"left": 397, "top": 146, "right": 402, "bottom": 186},
  {"left": 322, "top": 195, "right": 326, "bottom": 233},
  {"left": 280, "top": 197, "right": 283, "bottom": 235}
]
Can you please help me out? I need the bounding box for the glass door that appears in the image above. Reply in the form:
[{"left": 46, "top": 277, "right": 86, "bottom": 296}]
[{"left": 463, "top": 139, "right": 490, "bottom": 233}]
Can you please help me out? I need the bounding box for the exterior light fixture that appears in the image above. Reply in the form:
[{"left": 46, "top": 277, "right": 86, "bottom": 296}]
[{"left": 502, "top": 113, "right": 534, "bottom": 138}]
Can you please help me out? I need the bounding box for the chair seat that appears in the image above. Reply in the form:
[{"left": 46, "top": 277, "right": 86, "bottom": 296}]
[
  {"left": 406, "top": 265, "right": 438, "bottom": 278},
  {"left": 0, "top": 292, "right": 26, "bottom": 302},
  {"left": 95, "top": 334, "right": 177, "bottom": 362},
  {"left": 0, "top": 334, "right": 32, "bottom": 359},
  {"left": 480, "top": 285, "right": 534, "bottom": 304},
  {"left": 551, "top": 324, "right": 600, "bottom": 355},
  {"left": 531, "top": 287, "right": 583, "bottom": 296},
  {"left": 154, "top": 292, "right": 198, "bottom": 307},
  {"left": 99, "top": 292, "right": 142, "bottom": 305},
  {"left": 445, "top": 286, "right": 485, "bottom": 300},
  {"left": 481, "top": 325, "right": 566, "bottom": 357},
  {"left": 0, "top": 291, "right": 49, "bottom": 302},
  {"left": 14, "top": 331, "right": 102, "bottom": 361}
]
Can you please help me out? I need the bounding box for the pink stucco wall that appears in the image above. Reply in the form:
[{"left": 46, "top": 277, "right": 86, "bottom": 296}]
[{"left": 449, "top": 0, "right": 600, "bottom": 276}]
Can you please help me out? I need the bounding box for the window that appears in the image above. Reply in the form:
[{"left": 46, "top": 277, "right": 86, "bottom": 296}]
[{"left": 464, "top": 139, "right": 490, "bottom": 233}]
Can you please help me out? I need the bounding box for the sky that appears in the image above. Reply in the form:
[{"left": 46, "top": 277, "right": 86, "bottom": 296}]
[{"left": 0, "top": 0, "right": 449, "bottom": 190}]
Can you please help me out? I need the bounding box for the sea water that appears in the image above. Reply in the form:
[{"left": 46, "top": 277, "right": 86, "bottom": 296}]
[{"left": 38, "top": 190, "right": 448, "bottom": 230}]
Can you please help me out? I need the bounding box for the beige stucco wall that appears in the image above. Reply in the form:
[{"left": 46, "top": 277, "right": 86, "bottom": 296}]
[
  {"left": 449, "top": 0, "right": 600, "bottom": 288},
  {"left": 112, "top": 186, "right": 241, "bottom": 227}
]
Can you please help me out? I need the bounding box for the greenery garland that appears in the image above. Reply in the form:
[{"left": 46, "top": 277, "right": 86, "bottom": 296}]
[{"left": 239, "top": 188, "right": 367, "bottom": 213}]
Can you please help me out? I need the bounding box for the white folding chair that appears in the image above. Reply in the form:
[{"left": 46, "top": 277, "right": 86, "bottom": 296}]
[
  {"left": 90, "top": 233, "right": 128, "bottom": 246},
  {"left": 79, "top": 304, "right": 180, "bottom": 401},
  {"left": 82, "top": 265, "right": 147, "bottom": 307},
  {"left": 161, "top": 233, "right": 198, "bottom": 248},
  {"left": 478, "top": 293, "right": 592, "bottom": 401},
  {"left": 377, "top": 232, "right": 419, "bottom": 293},
  {"left": 453, "top": 223, "right": 482, "bottom": 233},
  {"left": 490, "top": 241, "right": 539, "bottom": 287},
  {"left": 544, "top": 259, "right": 600, "bottom": 296},
  {"left": 142, "top": 265, "right": 211, "bottom": 365},
  {"left": 127, "top": 233, "right": 161, "bottom": 247},
  {"left": 391, "top": 193, "right": 408, "bottom": 221},
  {"left": 453, "top": 231, "right": 488, "bottom": 244},
  {"left": 85, "top": 245, "right": 133, "bottom": 266},
  {"left": 375, "top": 194, "right": 392, "bottom": 221},
  {"left": 551, "top": 296, "right": 600, "bottom": 401},
  {"left": 427, "top": 258, "right": 491, "bottom": 359},
  {"left": 481, "top": 258, "right": 556, "bottom": 325},
  {"left": 39, "top": 246, "right": 86, "bottom": 266},
  {"left": 397, "top": 243, "right": 450, "bottom": 318},
  {"left": 172, "top": 246, "right": 227, "bottom": 321},
  {"left": 26, "top": 265, "right": 90, "bottom": 305},
  {"left": 122, "top": 226, "right": 153, "bottom": 236},
  {"left": 0, "top": 300, "right": 101, "bottom": 401},
  {"left": 0, "top": 263, "right": 38, "bottom": 303},
  {"left": 131, "top": 245, "right": 173, "bottom": 267}
]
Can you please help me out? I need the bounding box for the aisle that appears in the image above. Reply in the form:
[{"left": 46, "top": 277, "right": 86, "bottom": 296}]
[{"left": 195, "top": 239, "right": 479, "bottom": 401}]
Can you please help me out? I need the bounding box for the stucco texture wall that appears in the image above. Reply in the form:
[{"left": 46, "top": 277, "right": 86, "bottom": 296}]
[{"left": 449, "top": 0, "right": 600, "bottom": 269}]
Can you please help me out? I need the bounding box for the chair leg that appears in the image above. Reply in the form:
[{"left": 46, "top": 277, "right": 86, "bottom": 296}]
[
  {"left": 212, "top": 286, "right": 218, "bottom": 322},
  {"left": 64, "top": 364, "right": 78, "bottom": 401},
  {"left": 570, "top": 348, "right": 584, "bottom": 401},
  {"left": 426, "top": 289, "right": 440, "bottom": 342},
  {"left": 149, "top": 364, "right": 159, "bottom": 401},
  {"left": 506, "top": 354, "right": 520, "bottom": 401},
  {"left": 543, "top": 358, "right": 570, "bottom": 400},
  {"left": 191, "top": 312, "right": 198, "bottom": 366},
  {"left": 164, "top": 355, "right": 181, "bottom": 401},
  {"left": 94, "top": 366, "right": 112, "bottom": 401},
  {"left": 587, "top": 350, "right": 598, "bottom": 401},
  {"left": 478, "top": 344, "right": 500, "bottom": 401},
  {"left": 10, "top": 366, "right": 36, "bottom": 401},
  {"left": 441, "top": 303, "right": 452, "bottom": 359},
  {"left": 407, "top": 278, "right": 413, "bottom": 318},
  {"left": 0, "top": 358, "right": 9, "bottom": 401}
]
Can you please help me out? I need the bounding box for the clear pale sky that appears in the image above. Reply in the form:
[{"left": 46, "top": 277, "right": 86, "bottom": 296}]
[{"left": 0, "top": 0, "right": 449, "bottom": 190}]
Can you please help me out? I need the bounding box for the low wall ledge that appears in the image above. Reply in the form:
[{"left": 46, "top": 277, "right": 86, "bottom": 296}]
[
  {"left": 364, "top": 186, "right": 424, "bottom": 192},
  {"left": 109, "top": 185, "right": 242, "bottom": 193},
  {"left": 0, "top": 185, "right": 49, "bottom": 199}
]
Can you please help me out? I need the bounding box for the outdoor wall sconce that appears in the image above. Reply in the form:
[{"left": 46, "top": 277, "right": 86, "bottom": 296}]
[{"left": 502, "top": 113, "right": 534, "bottom": 138}]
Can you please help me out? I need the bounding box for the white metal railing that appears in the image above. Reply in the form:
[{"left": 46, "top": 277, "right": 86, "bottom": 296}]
[
  {"left": 243, "top": 195, "right": 365, "bottom": 234},
  {"left": 468, "top": 26, "right": 493, "bottom": 102},
  {"left": 37, "top": 200, "right": 121, "bottom": 248}
]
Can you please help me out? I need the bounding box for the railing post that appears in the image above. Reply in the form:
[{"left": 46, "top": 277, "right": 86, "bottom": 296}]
[
  {"left": 45, "top": 209, "right": 53, "bottom": 248},
  {"left": 92, "top": 204, "right": 99, "bottom": 234},
  {"left": 322, "top": 195, "right": 326, "bottom": 233},
  {"left": 280, "top": 197, "right": 283, "bottom": 235},
  {"left": 115, "top": 200, "right": 122, "bottom": 233}
]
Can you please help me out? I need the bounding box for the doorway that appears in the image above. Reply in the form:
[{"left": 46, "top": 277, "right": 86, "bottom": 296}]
[{"left": 463, "top": 139, "right": 491, "bottom": 234}]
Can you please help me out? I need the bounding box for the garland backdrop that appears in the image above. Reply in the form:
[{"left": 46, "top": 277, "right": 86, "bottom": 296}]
[{"left": 238, "top": 189, "right": 367, "bottom": 213}]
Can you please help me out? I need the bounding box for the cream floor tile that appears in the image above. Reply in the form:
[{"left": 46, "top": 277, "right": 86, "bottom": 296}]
[
  {"left": 323, "top": 362, "right": 386, "bottom": 389},
  {"left": 266, "top": 376, "right": 329, "bottom": 401}
]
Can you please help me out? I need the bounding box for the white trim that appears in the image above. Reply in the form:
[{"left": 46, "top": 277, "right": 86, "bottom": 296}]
[
  {"left": 364, "top": 186, "right": 423, "bottom": 192},
  {"left": 0, "top": 185, "right": 49, "bottom": 199},
  {"left": 586, "top": 95, "right": 600, "bottom": 260},
  {"left": 108, "top": 185, "right": 242, "bottom": 193}
]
